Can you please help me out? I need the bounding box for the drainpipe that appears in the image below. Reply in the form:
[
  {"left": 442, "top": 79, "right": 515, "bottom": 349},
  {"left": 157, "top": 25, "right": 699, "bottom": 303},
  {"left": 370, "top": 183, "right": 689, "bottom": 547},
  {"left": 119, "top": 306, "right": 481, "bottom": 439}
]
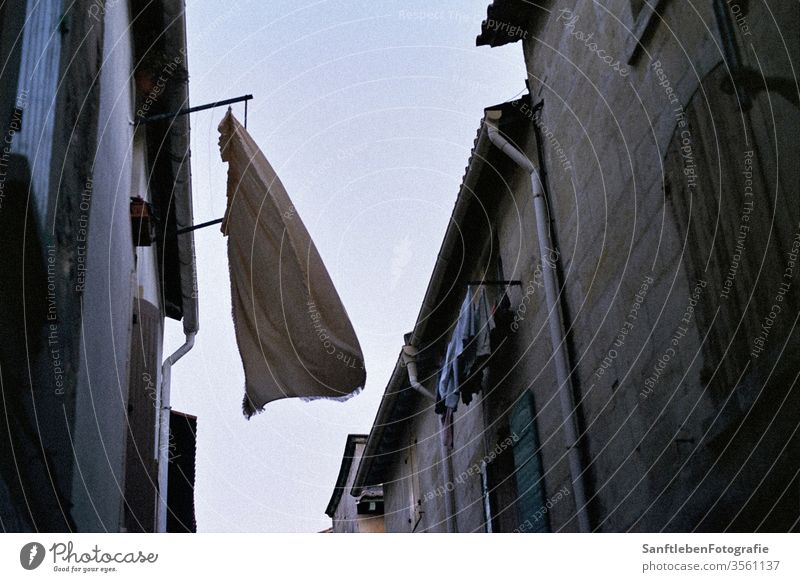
[
  {"left": 155, "top": 332, "right": 195, "bottom": 532},
  {"left": 485, "top": 114, "right": 591, "bottom": 533},
  {"left": 400, "top": 344, "right": 436, "bottom": 401},
  {"left": 401, "top": 344, "right": 458, "bottom": 533}
]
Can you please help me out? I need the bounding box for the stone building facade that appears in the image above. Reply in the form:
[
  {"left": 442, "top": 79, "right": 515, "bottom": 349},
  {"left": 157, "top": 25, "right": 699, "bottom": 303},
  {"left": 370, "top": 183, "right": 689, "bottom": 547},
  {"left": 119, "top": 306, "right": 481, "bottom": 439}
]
[
  {"left": 350, "top": 0, "right": 798, "bottom": 533},
  {"left": 0, "top": 0, "right": 198, "bottom": 532},
  {"left": 326, "top": 435, "right": 385, "bottom": 533}
]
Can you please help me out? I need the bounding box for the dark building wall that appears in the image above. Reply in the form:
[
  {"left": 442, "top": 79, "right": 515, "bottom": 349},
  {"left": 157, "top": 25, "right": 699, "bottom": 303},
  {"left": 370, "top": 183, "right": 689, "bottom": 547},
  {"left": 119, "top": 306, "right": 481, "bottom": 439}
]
[
  {"left": 371, "top": 0, "right": 798, "bottom": 534},
  {"left": 68, "top": 0, "right": 139, "bottom": 531},
  {"left": 382, "top": 463, "right": 409, "bottom": 533},
  {"left": 123, "top": 299, "right": 161, "bottom": 532},
  {"left": 0, "top": 0, "right": 187, "bottom": 532},
  {"left": 378, "top": 411, "right": 447, "bottom": 533},
  {"left": 329, "top": 439, "right": 385, "bottom": 533},
  {"left": 509, "top": 0, "right": 799, "bottom": 531},
  {"left": 0, "top": 0, "right": 105, "bottom": 532}
]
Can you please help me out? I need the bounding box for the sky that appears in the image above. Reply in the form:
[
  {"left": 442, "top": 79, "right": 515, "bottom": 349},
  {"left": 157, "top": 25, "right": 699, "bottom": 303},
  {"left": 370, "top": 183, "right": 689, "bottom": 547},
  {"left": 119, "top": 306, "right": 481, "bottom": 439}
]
[{"left": 165, "top": 0, "right": 526, "bottom": 533}]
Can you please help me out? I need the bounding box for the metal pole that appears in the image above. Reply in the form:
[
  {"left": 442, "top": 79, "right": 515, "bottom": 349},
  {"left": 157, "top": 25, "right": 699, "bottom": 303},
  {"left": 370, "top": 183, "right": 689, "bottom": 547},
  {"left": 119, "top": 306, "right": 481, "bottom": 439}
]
[
  {"left": 176, "top": 217, "right": 223, "bottom": 235},
  {"left": 138, "top": 94, "right": 253, "bottom": 125}
]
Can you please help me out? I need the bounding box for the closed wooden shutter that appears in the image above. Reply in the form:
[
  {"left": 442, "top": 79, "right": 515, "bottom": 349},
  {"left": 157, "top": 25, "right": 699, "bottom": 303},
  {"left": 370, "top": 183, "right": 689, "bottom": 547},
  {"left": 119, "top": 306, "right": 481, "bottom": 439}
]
[
  {"left": 167, "top": 411, "right": 197, "bottom": 533},
  {"left": 123, "top": 299, "right": 161, "bottom": 532},
  {"left": 510, "top": 390, "right": 549, "bottom": 532}
]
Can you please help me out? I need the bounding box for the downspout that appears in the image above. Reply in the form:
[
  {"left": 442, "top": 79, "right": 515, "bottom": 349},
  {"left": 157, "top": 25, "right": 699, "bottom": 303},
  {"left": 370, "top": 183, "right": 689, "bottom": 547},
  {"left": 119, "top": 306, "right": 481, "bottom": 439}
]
[
  {"left": 400, "top": 344, "right": 435, "bottom": 401},
  {"left": 155, "top": 332, "right": 195, "bottom": 532},
  {"left": 485, "top": 113, "right": 591, "bottom": 533},
  {"left": 401, "top": 344, "right": 458, "bottom": 533}
]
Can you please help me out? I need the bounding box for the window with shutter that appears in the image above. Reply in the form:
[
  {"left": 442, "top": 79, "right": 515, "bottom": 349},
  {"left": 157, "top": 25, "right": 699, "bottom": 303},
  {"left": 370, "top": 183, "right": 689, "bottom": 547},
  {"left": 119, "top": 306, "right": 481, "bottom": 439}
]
[
  {"left": 482, "top": 390, "right": 549, "bottom": 532},
  {"left": 509, "top": 390, "right": 549, "bottom": 532}
]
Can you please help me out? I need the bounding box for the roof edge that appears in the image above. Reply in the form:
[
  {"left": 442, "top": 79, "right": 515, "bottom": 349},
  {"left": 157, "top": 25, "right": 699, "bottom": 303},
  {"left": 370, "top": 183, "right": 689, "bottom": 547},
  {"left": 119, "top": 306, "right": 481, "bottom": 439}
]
[
  {"left": 163, "top": 0, "right": 198, "bottom": 335},
  {"left": 351, "top": 355, "right": 405, "bottom": 497},
  {"left": 325, "top": 434, "right": 369, "bottom": 517}
]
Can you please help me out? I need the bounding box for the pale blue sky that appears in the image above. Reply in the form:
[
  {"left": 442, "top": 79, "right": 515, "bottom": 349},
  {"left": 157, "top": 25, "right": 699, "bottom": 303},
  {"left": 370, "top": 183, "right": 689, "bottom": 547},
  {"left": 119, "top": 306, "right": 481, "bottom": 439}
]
[{"left": 166, "top": 0, "right": 526, "bottom": 532}]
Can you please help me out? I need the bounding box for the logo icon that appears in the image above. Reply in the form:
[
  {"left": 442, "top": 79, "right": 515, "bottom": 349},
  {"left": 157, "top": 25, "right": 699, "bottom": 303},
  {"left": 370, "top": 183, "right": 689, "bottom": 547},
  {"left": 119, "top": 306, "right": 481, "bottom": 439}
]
[{"left": 20, "top": 542, "right": 46, "bottom": 570}]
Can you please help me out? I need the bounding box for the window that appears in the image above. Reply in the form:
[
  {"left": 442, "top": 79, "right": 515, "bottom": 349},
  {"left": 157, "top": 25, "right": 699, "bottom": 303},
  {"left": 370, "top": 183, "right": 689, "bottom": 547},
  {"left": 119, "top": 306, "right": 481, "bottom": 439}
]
[
  {"left": 509, "top": 391, "right": 549, "bottom": 532},
  {"left": 482, "top": 391, "right": 550, "bottom": 532}
]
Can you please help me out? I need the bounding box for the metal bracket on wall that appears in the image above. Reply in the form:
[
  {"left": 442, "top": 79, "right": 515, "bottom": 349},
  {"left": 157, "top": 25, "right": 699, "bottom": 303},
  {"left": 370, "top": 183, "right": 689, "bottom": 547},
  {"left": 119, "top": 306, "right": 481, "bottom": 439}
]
[
  {"left": 162, "top": 94, "right": 253, "bottom": 236},
  {"left": 136, "top": 93, "right": 253, "bottom": 126},
  {"left": 176, "top": 217, "right": 223, "bottom": 236}
]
